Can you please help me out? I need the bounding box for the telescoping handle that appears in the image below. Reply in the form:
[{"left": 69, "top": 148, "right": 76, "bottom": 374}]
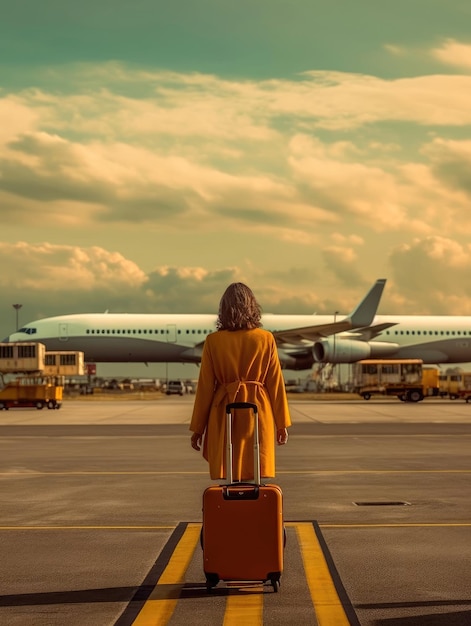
[{"left": 225, "top": 402, "right": 260, "bottom": 486}]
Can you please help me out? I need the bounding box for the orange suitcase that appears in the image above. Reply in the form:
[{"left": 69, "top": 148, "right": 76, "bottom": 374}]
[{"left": 202, "top": 402, "right": 284, "bottom": 592}]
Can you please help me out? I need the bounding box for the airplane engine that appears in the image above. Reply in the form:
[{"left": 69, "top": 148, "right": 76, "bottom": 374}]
[
  {"left": 313, "top": 339, "right": 399, "bottom": 364},
  {"left": 277, "top": 349, "right": 315, "bottom": 370},
  {"left": 312, "top": 339, "right": 370, "bottom": 363}
]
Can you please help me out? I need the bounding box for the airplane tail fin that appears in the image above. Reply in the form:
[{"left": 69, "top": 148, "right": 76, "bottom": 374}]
[{"left": 346, "top": 279, "right": 386, "bottom": 328}]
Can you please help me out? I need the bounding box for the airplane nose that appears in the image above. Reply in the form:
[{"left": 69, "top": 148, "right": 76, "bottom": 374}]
[{"left": 2, "top": 336, "right": 10, "bottom": 343}]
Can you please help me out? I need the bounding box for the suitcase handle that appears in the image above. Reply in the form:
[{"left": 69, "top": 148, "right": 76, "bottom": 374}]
[
  {"left": 225, "top": 402, "right": 261, "bottom": 485},
  {"left": 223, "top": 484, "right": 260, "bottom": 500},
  {"left": 226, "top": 402, "right": 258, "bottom": 413}
]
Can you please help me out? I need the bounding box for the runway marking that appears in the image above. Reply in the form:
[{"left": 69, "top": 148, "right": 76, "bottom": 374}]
[
  {"left": 320, "top": 523, "right": 471, "bottom": 528},
  {"left": 296, "top": 522, "right": 355, "bottom": 626},
  {"left": 0, "top": 525, "right": 175, "bottom": 530},
  {"left": 130, "top": 522, "right": 200, "bottom": 625},
  {"left": 119, "top": 521, "right": 358, "bottom": 626},
  {"left": 1, "top": 469, "right": 470, "bottom": 476},
  {"left": 223, "top": 589, "right": 264, "bottom": 625},
  {"left": 1, "top": 522, "right": 471, "bottom": 531}
]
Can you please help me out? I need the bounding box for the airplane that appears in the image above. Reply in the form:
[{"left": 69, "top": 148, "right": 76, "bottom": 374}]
[{"left": 3, "top": 278, "right": 471, "bottom": 369}]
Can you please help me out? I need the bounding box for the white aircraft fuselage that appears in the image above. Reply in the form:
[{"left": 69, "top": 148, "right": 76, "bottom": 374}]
[{"left": 5, "top": 310, "right": 471, "bottom": 369}]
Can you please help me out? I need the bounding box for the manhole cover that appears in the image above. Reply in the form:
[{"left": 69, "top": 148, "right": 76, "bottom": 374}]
[{"left": 353, "top": 501, "right": 411, "bottom": 506}]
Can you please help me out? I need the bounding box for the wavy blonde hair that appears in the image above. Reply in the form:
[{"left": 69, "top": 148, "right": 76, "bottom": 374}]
[{"left": 216, "top": 283, "right": 262, "bottom": 331}]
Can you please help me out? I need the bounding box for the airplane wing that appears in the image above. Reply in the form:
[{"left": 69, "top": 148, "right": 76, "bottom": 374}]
[
  {"left": 349, "top": 322, "right": 398, "bottom": 341},
  {"left": 272, "top": 279, "right": 387, "bottom": 346},
  {"left": 180, "top": 342, "right": 206, "bottom": 361}
]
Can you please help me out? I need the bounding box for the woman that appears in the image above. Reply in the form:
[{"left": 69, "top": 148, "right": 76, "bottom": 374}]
[{"left": 190, "top": 283, "right": 291, "bottom": 481}]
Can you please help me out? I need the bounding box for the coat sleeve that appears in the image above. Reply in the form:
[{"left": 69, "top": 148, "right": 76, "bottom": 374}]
[
  {"left": 189, "top": 337, "right": 216, "bottom": 434},
  {"left": 265, "top": 334, "right": 292, "bottom": 430}
]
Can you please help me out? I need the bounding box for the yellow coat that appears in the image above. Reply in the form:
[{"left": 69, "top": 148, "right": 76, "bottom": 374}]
[{"left": 190, "top": 328, "right": 291, "bottom": 480}]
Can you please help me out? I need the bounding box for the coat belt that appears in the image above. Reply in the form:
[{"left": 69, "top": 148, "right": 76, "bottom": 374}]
[{"left": 214, "top": 380, "right": 264, "bottom": 406}]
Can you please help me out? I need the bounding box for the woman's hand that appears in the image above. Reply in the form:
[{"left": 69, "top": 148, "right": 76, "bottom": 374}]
[
  {"left": 191, "top": 432, "right": 203, "bottom": 451},
  {"left": 276, "top": 428, "right": 289, "bottom": 445}
]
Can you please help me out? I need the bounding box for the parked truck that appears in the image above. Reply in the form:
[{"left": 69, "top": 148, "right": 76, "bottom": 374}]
[
  {"left": 439, "top": 371, "right": 471, "bottom": 402},
  {"left": 353, "top": 359, "right": 439, "bottom": 402},
  {"left": 0, "top": 375, "right": 63, "bottom": 410},
  {"left": 457, "top": 373, "right": 471, "bottom": 402}
]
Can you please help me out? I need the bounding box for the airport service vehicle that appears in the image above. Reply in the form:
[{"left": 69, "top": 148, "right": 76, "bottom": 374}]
[
  {"left": 439, "top": 372, "right": 471, "bottom": 402},
  {"left": 438, "top": 372, "right": 471, "bottom": 400},
  {"left": 353, "top": 359, "right": 439, "bottom": 402},
  {"left": 166, "top": 380, "right": 185, "bottom": 395},
  {"left": 43, "top": 351, "right": 85, "bottom": 377},
  {"left": 457, "top": 373, "right": 471, "bottom": 403},
  {"left": 0, "top": 375, "right": 63, "bottom": 410},
  {"left": 0, "top": 342, "right": 46, "bottom": 373}
]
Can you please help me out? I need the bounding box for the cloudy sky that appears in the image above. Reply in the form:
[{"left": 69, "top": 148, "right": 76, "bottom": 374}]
[{"left": 2, "top": 0, "right": 471, "bottom": 375}]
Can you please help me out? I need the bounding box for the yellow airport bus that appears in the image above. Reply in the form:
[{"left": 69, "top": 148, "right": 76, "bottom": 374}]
[{"left": 353, "top": 359, "right": 438, "bottom": 402}]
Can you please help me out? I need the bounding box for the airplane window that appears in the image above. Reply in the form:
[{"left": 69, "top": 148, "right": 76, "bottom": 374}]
[
  {"left": 133, "top": 330, "right": 136, "bottom": 334},
  {"left": 138, "top": 330, "right": 141, "bottom": 334},
  {"left": 107, "top": 330, "right": 110, "bottom": 334},
  {"left": 186, "top": 330, "right": 189, "bottom": 334},
  {"left": 161, "top": 330, "right": 165, "bottom": 334},
  {"left": 178, "top": 330, "right": 181, "bottom": 334},
  {"left": 198, "top": 330, "right": 201, "bottom": 334}
]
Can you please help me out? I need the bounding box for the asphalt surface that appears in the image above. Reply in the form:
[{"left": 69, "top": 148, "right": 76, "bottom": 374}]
[{"left": 0, "top": 396, "right": 470, "bottom": 625}]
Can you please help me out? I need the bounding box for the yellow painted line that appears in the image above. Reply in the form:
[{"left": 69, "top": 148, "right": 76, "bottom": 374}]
[
  {"left": 132, "top": 522, "right": 200, "bottom": 626},
  {"left": 223, "top": 588, "right": 264, "bottom": 626},
  {"left": 0, "top": 525, "right": 175, "bottom": 530},
  {"left": 296, "top": 522, "right": 351, "bottom": 626},
  {"left": 278, "top": 469, "right": 471, "bottom": 474},
  {"left": 320, "top": 523, "right": 471, "bottom": 528},
  {"left": 1, "top": 469, "right": 469, "bottom": 476},
  {"left": 0, "top": 471, "right": 208, "bottom": 475}
]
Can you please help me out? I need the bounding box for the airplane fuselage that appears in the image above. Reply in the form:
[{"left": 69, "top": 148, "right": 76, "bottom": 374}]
[{"left": 5, "top": 311, "right": 471, "bottom": 369}]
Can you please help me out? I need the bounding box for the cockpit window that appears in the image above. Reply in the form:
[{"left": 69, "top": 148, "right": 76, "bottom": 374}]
[{"left": 18, "top": 327, "right": 37, "bottom": 335}]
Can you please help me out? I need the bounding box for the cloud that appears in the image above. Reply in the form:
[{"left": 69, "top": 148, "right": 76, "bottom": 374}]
[
  {"left": 431, "top": 39, "right": 471, "bottom": 71},
  {"left": 423, "top": 138, "right": 471, "bottom": 197},
  {"left": 2, "top": 61, "right": 471, "bottom": 275},
  {"left": 0, "top": 242, "right": 147, "bottom": 292},
  {"left": 389, "top": 236, "right": 471, "bottom": 313}
]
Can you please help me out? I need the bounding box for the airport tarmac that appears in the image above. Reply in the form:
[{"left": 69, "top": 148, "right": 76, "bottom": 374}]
[{"left": 0, "top": 397, "right": 470, "bottom": 625}]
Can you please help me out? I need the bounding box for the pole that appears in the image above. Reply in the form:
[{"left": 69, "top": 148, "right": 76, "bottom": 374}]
[{"left": 12, "top": 304, "right": 22, "bottom": 331}]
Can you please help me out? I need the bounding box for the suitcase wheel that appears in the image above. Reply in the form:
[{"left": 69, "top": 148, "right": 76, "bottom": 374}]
[
  {"left": 205, "top": 573, "right": 219, "bottom": 591},
  {"left": 268, "top": 572, "right": 281, "bottom": 593}
]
